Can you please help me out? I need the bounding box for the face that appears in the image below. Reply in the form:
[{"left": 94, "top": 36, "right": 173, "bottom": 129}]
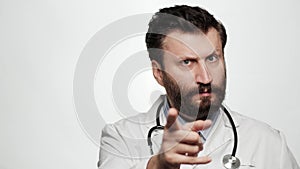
[{"left": 153, "top": 28, "right": 226, "bottom": 121}]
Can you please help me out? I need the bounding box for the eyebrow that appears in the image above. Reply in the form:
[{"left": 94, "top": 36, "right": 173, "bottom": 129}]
[
  {"left": 167, "top": 48, "right": 222, "bottom": 61},
  {"left": 207, "top": 49, "right": 222, "bottom": 57},
  {"left": 176, "top": 54, "right": 198, "bottom": 60},
  {"left": 185, "top": 50, "right": 220, "bottom": 59},
  {"left": 207, "top": 51, "right": 217, "bottom": 57}
]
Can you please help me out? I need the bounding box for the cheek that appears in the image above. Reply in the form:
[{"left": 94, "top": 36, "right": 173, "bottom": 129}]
[
  {"left": 164, "top": 67, "right": 195, "bottom": 83},
  {"left": 210, "top": 67, "right": 226, "bottom": 85}
]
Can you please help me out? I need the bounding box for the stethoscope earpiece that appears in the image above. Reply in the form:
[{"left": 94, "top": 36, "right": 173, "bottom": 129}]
[{"left": 223, "top": 154, "right": 240, "bottom": 169}]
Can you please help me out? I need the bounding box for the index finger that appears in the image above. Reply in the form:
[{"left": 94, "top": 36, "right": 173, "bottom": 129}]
[{"left": 165, "top": 108, "right": 180, "bottom": 131}]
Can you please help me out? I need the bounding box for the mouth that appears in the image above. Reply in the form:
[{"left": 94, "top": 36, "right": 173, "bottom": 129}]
[
  {"left": 198, "top": 86, "right": 212, "bottom": 97},
  {"left": 187, "top": 85, "right": 213, "bottom": 101},
  {"left": 199, "top": 92, "right": 211, "bottom": 97},
  {"left": 193, "top": 92, "right": 212, "bottom": 101}
]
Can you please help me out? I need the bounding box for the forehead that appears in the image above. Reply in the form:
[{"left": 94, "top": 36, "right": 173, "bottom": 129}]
[{"left": 162, "top": 28, "right": 222, "bottom": 58}]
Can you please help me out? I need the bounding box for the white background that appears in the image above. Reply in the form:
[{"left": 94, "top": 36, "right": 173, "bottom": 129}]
[{"left": 0, "top": 0, "right": 299, "bottom": 169}]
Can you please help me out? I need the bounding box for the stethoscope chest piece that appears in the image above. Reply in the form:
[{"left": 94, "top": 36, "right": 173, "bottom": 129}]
[{"left": 223, "top": 154, "right": 240, "bottom": 169}]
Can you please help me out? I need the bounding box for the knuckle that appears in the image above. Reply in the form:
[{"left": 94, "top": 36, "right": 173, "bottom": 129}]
[
  {"left": 189, "top": 132, "right": 200, "bottom": 142},
  {"left": 191, "top": 146, "right": 200, "bottom": 153},
  {"left": 164, "top": 153, "right": 175, "bottom": 163}
]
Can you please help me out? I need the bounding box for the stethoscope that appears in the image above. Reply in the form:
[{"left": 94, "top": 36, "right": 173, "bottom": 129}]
[{"left": 147, "top": 101, "right": 241, "bottom": 169}]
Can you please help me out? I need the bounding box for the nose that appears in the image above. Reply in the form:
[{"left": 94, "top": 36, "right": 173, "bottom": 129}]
[{"left": 194, "top": 62, "right": 212, "bottom": 84}]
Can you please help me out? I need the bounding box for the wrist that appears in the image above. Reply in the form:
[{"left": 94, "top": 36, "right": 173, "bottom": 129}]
[{"left": 147, "top": 154, "right": 179, "bottom": 169}]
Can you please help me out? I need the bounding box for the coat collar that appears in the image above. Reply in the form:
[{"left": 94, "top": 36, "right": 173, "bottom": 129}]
[
  {"left": 144, "top": 95, "right": 165, "bottom": 129},
  {"left": 222, "top": 106, "right": 240, "bottom": 128}
]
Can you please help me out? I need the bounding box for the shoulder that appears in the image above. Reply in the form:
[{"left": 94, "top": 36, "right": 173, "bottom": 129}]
[
  {"left": 102, "top": 112, "right": 151, "bottom": 138},
  {"left": 231, "top": 111, "right": 283, "bottom": 142},
  {"left": 230, "top": 111, "right": 299, "bottom": 168},
  {"left": 102, "top": 95, "right": 165, "bottom": 137}
]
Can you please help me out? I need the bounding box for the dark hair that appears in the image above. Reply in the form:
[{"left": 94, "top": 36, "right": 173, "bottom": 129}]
[{"left": 146, "top": 5, "right": 227, "bottom": 65}]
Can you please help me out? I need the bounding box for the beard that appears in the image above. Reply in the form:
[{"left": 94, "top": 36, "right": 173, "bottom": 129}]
[{"left": 162, "top": 71, "right": 226, "bottom": 121}]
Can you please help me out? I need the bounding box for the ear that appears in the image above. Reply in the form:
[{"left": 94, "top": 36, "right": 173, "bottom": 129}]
[{"left": 151, "top": 60, "right": 164, "bottom": 87}]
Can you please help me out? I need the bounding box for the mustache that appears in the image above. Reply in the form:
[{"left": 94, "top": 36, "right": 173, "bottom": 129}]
[
  {"left": 199, "top": 83, "right": 211, "bottom": 93},
  {"left": 185, "top": 83, "right": 223, "bottom": 97}
]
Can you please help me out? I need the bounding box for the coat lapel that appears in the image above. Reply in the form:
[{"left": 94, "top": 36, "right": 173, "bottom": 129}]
[{"left": 202, "top": 108, "right": 241, "bottom": 157}]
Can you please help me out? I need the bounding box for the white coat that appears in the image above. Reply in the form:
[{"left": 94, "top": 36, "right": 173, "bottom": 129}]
[{"left": 98, "top": 95, "right": 299, "bottom": 169}]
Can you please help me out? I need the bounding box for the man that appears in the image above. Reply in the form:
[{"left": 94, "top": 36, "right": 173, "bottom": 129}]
[{"left": 98, "top": 5, "right": 299, "bottom": 169}]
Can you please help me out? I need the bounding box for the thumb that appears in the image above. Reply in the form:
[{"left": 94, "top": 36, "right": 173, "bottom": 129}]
[{"left": 184, "top": 120, "right": 212, "bottom": 132}]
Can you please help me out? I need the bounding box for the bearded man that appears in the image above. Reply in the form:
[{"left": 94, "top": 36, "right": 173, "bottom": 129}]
[{"left": 98, "top": 5, "right": 299, "bottom": 169}]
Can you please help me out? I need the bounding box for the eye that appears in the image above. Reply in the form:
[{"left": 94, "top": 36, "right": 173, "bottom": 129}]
[
  {"left": 182, "top": 59, "right": 191, "bottom": 65},
  {"left": 206, "top": 55, "right": 218, "bottom": 62},
  {"left": 181, "top": 59, "right": 196, "bottom": 66}
]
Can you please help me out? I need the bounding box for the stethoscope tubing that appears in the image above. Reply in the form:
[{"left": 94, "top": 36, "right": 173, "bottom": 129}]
[
  {"left": 221, "top": 105, "right": 238, "bottom": 157},
  {"left": 147, "top": 101, "right": 240, "bottom": 168},
  {"left": 147, "top": 101, "right": 164, "bottom": 155},
  {"left": 147, "top": 102, "right": 238, "bottom": 157}
]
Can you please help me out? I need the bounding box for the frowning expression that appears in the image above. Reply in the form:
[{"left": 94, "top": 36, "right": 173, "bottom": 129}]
[{"left": 153, "top": 28, "right": 226, "bottom": 121}]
